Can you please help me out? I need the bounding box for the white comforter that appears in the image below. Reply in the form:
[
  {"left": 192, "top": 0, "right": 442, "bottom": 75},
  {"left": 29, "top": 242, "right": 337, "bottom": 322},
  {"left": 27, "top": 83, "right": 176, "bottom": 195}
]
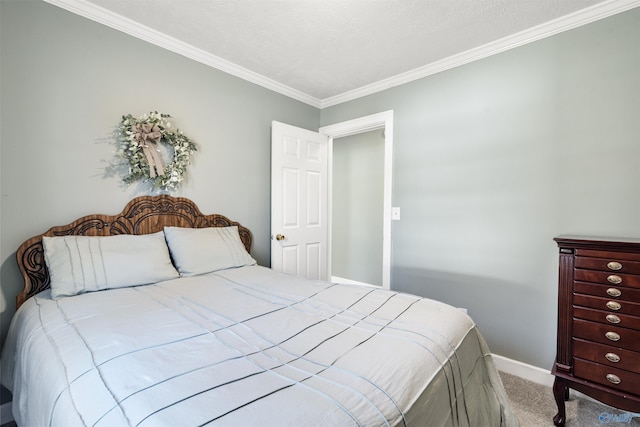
[{"left": 1, "top": 266, "right": 518, "bottom": 426}]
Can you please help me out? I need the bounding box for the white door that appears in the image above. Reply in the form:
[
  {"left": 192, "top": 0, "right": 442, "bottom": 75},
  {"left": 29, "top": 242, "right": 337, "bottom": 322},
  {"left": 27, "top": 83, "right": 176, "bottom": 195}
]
[{"left": 271, "top": 121, "right": 328, "bottom": 280}]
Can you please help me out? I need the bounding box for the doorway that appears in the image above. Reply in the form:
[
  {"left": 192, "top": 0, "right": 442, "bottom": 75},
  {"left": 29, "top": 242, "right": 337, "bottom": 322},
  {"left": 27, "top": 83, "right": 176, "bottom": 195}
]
[
  {"left": 331, "top": 130, "right": 384, "bottom": 286},
  {"left": 319, "top": 110, "right": 393, "bottom": 290}
]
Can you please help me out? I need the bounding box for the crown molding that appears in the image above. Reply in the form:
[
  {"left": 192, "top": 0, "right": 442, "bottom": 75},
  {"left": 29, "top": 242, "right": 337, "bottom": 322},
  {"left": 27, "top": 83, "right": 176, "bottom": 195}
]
[
  {"left": 320, "top": 0, "right": 640, "bottom": 108},
  {"left": 43, "top": 0, "right": 322, "bottom": 108},
  {"left": 45, "top": 0, "right": 639, "bottom": 110}
]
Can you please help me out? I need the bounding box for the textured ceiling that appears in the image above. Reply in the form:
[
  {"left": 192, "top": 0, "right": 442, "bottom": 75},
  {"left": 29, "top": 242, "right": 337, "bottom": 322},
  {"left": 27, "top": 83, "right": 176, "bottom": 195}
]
[{"left": 66, "top": 0, "right": 634, "bottom": 104}]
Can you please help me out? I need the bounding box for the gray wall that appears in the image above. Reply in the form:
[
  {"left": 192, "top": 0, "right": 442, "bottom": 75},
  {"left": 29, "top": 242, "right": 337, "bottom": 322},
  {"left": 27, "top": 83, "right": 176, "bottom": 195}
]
[
  {"left": 0, "top": 1, "right": 319, "bottom": 349},
  {"left": 321, "top": 9, "right": 640, "bottom": 369},
  {"left": 332, "top": 130, "right": 385, "bottom": 285}
]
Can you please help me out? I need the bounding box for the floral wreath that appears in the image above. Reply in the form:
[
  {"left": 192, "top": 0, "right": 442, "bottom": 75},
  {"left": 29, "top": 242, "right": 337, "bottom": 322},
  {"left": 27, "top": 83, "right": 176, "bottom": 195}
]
[{"left": 117, "top": 111, "right": 197, "bottom": 191}]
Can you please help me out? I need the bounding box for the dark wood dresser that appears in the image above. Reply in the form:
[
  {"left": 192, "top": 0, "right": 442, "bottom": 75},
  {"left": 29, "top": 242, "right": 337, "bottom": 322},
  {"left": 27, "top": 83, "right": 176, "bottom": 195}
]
[{"left": 552, "top": 236, "right": 640, "bottom": 426}]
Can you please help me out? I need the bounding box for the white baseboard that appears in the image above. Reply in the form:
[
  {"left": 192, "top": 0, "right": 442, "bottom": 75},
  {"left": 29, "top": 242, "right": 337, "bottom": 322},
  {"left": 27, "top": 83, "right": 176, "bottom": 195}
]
[
  {"left": 331, "top": 276, "right": 377, "bottom": 287},
  {"left": 493, "top": 353, "right": 612, "bottom": 406},
  {"left": 492, "top": 353, "right": 555, "bottom": 388},
  {"left": 1, "top": 401, "right": 13, "bottom": 424}
]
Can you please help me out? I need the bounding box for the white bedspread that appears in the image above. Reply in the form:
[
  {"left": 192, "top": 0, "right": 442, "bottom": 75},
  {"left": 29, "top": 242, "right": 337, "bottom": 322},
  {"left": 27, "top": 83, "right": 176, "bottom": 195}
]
[{"left": 1, "top": 266, "right": 518, "bottom": 426}]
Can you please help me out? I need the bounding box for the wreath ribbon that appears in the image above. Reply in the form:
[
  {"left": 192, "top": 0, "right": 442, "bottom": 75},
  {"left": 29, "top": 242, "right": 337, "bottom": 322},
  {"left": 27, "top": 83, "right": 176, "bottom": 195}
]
[{"left": 133, "top": 123, "right": 165, "bottom": 177}]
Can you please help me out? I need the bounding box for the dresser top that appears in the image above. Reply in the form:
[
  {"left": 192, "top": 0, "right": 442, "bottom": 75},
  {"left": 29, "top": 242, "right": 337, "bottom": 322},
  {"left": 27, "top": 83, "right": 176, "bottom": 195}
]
[{"left": 554, "top": 235, "right": 640, "bottom": 252}]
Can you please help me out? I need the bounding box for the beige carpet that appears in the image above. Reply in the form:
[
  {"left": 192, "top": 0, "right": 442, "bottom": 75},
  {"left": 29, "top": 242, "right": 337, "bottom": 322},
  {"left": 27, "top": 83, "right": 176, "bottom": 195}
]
[{"left": 500, "top": 371, "right": 640, "bottom": 427}]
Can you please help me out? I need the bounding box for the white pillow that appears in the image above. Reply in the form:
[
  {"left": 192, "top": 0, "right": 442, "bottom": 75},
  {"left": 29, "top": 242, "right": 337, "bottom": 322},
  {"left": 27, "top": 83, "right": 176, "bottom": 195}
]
[
  {"left": 164, "top": 226, "right": 256, "bottom": 276},
  {"left": 43, "top": 231, "right": 180, "bottom": 299}
]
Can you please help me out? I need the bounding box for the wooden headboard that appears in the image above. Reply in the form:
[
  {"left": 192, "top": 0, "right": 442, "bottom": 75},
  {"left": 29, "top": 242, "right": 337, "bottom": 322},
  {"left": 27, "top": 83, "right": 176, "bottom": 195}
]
[{"left": 15, "top": 195, "right": 253, "bottom": 308}]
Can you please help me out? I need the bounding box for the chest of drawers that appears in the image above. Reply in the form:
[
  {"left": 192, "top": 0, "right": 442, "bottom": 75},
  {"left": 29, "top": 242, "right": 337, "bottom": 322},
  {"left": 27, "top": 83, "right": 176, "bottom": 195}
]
[{"left": 552, "top": 236, "right": 640, "bottom": 426}]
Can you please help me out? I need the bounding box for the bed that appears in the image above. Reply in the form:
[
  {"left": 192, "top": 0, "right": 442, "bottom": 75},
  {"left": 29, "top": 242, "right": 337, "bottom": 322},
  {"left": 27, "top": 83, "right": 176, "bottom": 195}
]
[{"left": 1, "top": 195, "right": 519, "bottom": 426}]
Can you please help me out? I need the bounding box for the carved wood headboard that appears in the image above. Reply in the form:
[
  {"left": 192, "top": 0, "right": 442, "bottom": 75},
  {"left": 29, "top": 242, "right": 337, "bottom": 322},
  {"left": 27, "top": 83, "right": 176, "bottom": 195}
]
[{"left": 15, "top": 195, "right": 253, "bottom": 308}]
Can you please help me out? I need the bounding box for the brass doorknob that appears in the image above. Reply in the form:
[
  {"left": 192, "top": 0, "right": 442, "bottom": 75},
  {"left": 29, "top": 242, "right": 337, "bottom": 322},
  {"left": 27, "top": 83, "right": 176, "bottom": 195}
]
[{"left": 275, "top": 234, "right": 285, "bottom": 241}]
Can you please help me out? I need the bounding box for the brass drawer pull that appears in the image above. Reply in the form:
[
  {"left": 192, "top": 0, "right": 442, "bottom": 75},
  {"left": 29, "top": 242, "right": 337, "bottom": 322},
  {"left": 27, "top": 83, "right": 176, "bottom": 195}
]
[
  {"left": 606, "top": 374, "right": 621, "bottom": 385},
  {"left": 607, "top": 261, "right": 623, "bottom": 271},
  {"left": 606, "top": 314, "right": 621, "bottom": 324},
  {"left": 605, "top": 353, "right": 621, "bottom": 363},
  {"left": 606, "top": 288, "right": 622, "bottom": 297},
  {"left": 605, "top": 331, "right": 621, "bottom": 341},
  {"left": 607, "top": 275, "right": 622, "bottom": 284},
  {"left": 606, "top": 301, "right": 622, "bottom": 311}
]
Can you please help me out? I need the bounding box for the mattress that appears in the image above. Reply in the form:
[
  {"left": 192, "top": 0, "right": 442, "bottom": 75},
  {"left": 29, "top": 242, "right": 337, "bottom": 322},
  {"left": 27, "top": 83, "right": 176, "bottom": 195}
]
[{"left": 1, "top": 265, "right": 518, "bottom": 426}]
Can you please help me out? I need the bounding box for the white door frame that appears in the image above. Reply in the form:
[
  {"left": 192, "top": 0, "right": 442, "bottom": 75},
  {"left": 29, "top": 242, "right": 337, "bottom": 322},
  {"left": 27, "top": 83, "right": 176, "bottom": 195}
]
[{"left": 319, "top": 110, "right": 394, "bottom": 290}]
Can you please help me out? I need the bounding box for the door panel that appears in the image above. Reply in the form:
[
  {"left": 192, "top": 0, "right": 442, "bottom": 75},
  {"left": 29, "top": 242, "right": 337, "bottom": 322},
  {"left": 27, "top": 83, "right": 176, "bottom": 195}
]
[
  {"left": 282, "top": 168, "right": 299, "bottom": 227},
  {"left": 306, "top": 171, "right": 321, "bottom": 226},
  {"left": 282, "top": 246, "right": 299, "bottom": 276},
  {"left": 271, "top": 121, "right": 328, "bottom": 280}
]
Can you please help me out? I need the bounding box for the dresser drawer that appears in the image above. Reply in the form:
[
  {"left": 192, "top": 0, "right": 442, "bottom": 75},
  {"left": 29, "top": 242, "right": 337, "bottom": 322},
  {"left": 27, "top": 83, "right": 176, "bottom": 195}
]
[
  {"left": 574, "top": 269, "right": 640, "bottom": 289},
  {"left": 573, "top": 294, "right": 640, "bottom": 317},
  {"left": 574, "top": 281, "right": 640, "bottom": 303},
  {"left": 574, "top": 357, "right": 640, "bottom": 396},
  {"left": 576, "top": 249, "right": 640, "bottom": 263},
  {"left": 575, "top": 256, "right": 640, "bottom": 275},
  {"left": 574, "top": 306, "right": 640, "bottom": 330},
  {"left": 573, "top": 338, "right": 640, "bottom": 372},
  {"left": 573, "top": 319, "right": 640, "bottom": 352}
]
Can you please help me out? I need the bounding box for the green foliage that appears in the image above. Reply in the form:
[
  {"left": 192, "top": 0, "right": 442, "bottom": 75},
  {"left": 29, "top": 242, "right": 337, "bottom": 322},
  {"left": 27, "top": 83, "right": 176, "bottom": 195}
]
[{"left": 118, "top": 111, "right": 197, "bottom": 191}]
